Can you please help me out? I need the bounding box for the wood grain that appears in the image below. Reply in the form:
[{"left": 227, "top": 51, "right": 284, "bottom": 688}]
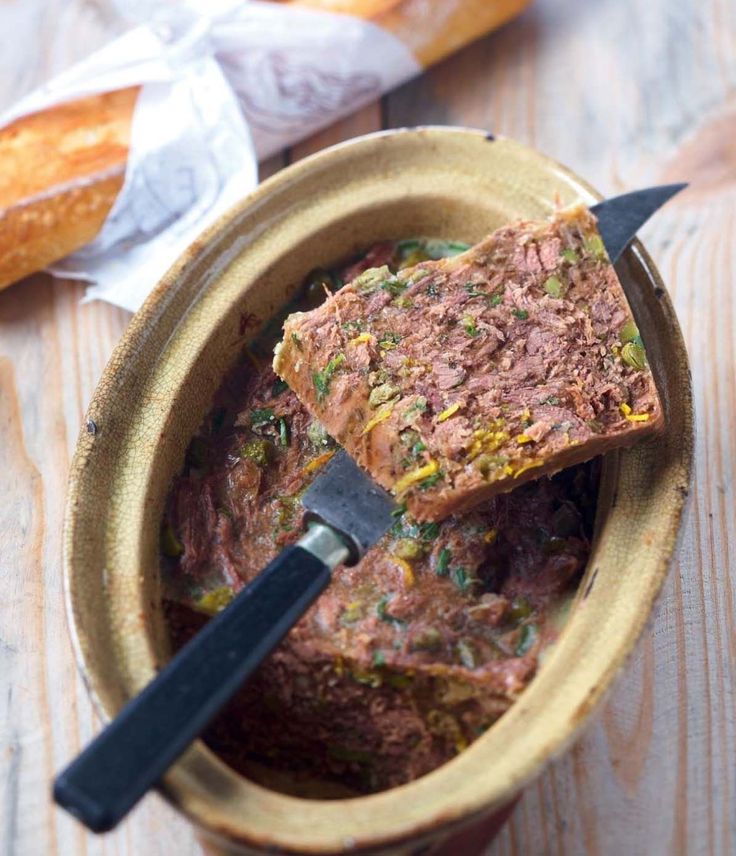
[{"left": 1, "top": 0, "right": 734, "bottom": 854}]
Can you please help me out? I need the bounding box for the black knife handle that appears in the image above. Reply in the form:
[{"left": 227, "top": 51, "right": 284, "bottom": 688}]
[{"left": 54, "top": 545, "right": 331, "bottom": 832}]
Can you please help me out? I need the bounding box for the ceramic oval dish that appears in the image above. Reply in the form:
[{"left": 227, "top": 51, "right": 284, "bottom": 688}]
[{"left": 63, "top": 129, "right": 693, "bottom": 855}]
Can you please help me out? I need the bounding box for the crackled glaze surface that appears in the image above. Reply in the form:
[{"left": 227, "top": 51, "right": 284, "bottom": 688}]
[{"left": 63, "top": 130, "right": 693, "bottom": 854}]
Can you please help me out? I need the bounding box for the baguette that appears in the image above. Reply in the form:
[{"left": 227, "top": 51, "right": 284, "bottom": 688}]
[
  {"left": 0, "top": 0, "right": 530, "bottom": 292},
  {"left": 287, "top": 0, "right": 531, "bottom": 66},
  {"left": 0, "top": 87, "right": 138, "bottom": 291}
]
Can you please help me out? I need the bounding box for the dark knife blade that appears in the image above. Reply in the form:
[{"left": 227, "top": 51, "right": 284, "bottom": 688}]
[
  {"left": 302, "top": 449, "right": 397, "bottom": 563},
  {"left": 591, "top": 183, "right": 686, "bottom": 263}
]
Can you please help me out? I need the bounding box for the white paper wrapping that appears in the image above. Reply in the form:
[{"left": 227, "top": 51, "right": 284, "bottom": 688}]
[{"left": 0, "top": 1, "right": 420, "bottom": 312}]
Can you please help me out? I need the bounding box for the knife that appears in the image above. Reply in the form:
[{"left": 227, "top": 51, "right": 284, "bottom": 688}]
[{"left": 54, "top": 183, "right": 685, "bottom": 832}]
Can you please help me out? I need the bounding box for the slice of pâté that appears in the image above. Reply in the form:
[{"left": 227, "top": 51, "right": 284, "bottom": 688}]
[{"left": 274, "top": 205, "right": 663, "bottom": 521}]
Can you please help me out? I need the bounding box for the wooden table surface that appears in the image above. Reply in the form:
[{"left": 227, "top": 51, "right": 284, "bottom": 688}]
[{"left": 2, "top": 1, "right": 734, "bottom": 854}]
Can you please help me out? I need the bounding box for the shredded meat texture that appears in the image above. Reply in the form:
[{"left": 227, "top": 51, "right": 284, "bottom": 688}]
[
  {"left": 162, "top": 233, "right": 600, "bottom": 795},
  {"left": 274, "top": 205, "right": 663, "bottom": 521},
  {"left": 163, "top": 352, "right": 597, "bottom": 792}
]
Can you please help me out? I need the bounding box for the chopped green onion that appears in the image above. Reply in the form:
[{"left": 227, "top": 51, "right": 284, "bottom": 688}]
[
  {"left": 465, "top": 282, "right": 487, "bottom": 298},
  {"left": 381, "top": 277, "right": 408, "bottom": 297},
  {"left": 543, "top": 275, "right": 564, "bottom": 298},
  {"left": 376, "top": 594, "right": 406, "bottom": 628},
  {"left": 240, "top": 439, "right": 273, "bottom": 467},
  {"left": 451, "top": 566, "right": 473, "bottom": 592},
  {"left": 394, "top": 538, "right": 424, "bottom": 560},
  {"left": 620, "top": 319, "right": 642, "bottom": 345},
  {"left": 250, "top": 407, "right": 275, "bottom": 427},
  {"left": 396, "top": 238, "right": 422, "bottom": 253},
  {"left": 278, "top": 417, "right": 289, "bottom": 446},
  {"left": 372, "top": 650, "right": 386, "bottom": 667},
  {"left": 161, "top": 523, "right": 184, "bottom": 557},
  {"left": 490, "top": 293, "right": 504, "bottom": 307},
  {"left": 423, "top": 239, "right": 471, "bottom": 259},
  {"left": 313, "top": 353, "right": 346, "bottom": 401},
  {"left": 621, "top": 342, "right": 647, "bottom": 370},
  {"left": 419, "top": 521, "right": 440, "bottom": 540},
  {"left": 457, "top": 639, "right": 477, "bottom": 669},
  {"left": 418, "top": 470, "right": 443, "bottom": 490},
  {"left": 583, "top": 233, "right": 608, "bottom": 261},
  {"left": 515, "top": 623, "right": 539, "bottom": 656},
  {"left": 463, "top": 314, "right": 480, "bottom": 337},
  {"left": 512, "top": 308, "right": 529, "bottom": 320},
  {"left": 436, "top": 547, "right": 451, "bottom": 576}
]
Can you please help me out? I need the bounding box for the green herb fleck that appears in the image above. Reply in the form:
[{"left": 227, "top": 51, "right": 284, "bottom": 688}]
[
  {"left": 583, "top": 233, "right": 608, "bottom": 261},
  {"left": 620, "top": 319, "right": 642, "bottom": 345},
  {"left": 394, "top": 539, "right": 425, "bottom": 560},
  {"left": 381, "top": 277, "right": 407, "bottom": 297},
  {"left": 515, "top": 623, "right": 539, "bottom": 656},
  {"left": 543, "top": 275, "right": 564, "bottom": 298},
  {"left": 561, "top": 248, "right": 579, "bottom": 263},
  {"left": 463, "top": 314, "right": 480, "bottom": 337},
  {"left": 250, "top": 407, "right": 275, "bottom": 428},
  {"left": 490, "top": 293, "right": 504, "bottom": 307},
  {"left": 278, "top": 417, "right": 289, "bottom": 446},
  {"left": 340, "top": 602, "right": 362, "bottom": 625},
  {"left": 424, "top": 239, "right": 471, "bottom": 259},
  {"left": 541, "top": 395, "right": 561, "bottom": 406},
  {"left": 391, "top": 503, "right": 407, "bottom": 519},
  {"left": 621, "top": 341, "right": 647, "bottom": 371},
  {"left": 451, "top": 566, "right": 473, "bottom": 592},
  {"left": 465, "top": 282, "right": 487, "bottom": 299},
  {"left": 457, "top": 639, "right": 477, "bottom": 669},
  {"left": 195, "top": 586, "right": 235, "bottom": 616},
  {"left": 419, "top": 521, "right": 440, "bottom": 540},
  {"left": 291, "top": 332, "right": 302, "bottom": 350},
  {"left": 512, "top": 308, "right": 529, "bottom": 320},
  {"left": 405, "top": 396, "right": 428, "bottom": 418},
  {"left": 161, "top": 523, "right": 184, "bottom": 557},
  {"left": 353, "top": 265, "right": 392, "bottom": 294},
  {"left": 376, "top": 594, "right": 406, "bottom": 628},
  {"left": 240, "top": 439, "right": 273, "bottom": 467},
  {"left": 436, "top": 547, "right": 451, "bottom": 576},
  {"left": 313, "top": 353, "right": 346, "bottom": 401},
  {"left": 418, "top": 470, "right": 444, "bottom": 490},
  {"left": 369, "top": 383, "right": 400, "bottom": 408},
  {"left": 372, "top": 650, "right": 386, "bottom": 668}
]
